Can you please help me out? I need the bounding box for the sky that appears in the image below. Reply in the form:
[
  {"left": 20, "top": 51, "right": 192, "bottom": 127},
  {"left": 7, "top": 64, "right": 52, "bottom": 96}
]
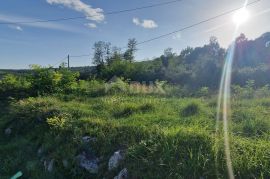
[{"left": 0, "top": 0, "right": 270, "bottom": 69}]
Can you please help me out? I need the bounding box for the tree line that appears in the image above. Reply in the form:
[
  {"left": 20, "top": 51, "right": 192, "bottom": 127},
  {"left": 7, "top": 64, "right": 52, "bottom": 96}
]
[{"left": 90, "top": 32, "right": 270, "bottom": 91}]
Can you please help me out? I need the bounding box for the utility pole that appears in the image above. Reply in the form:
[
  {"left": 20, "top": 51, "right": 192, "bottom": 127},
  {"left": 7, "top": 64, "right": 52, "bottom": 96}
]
[{"left": 67, "top": 54, "right": 70, "bottom": 69}]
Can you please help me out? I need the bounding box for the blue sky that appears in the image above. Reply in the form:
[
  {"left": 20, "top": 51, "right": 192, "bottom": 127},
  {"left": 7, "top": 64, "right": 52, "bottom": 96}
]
[{"left": 0, "top": 0, "right": 270, "bottom": 69}]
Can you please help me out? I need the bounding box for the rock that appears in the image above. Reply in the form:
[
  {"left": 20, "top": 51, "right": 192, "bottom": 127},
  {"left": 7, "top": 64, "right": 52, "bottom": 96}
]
[
  {"left": 5, "top": 128, "right": 11, "bottom": 136},
  {"left": 47, "top": 159, "right": 54, "bottom": 172},
  {"left": 44, "top": 159, "right": 54, "bottom": 173},
  {"left": 76, "top": 152, "right": 98, "bottom": 174},
  {"left": 37, "top": 147, "right": 43, "bottom": 156},
  {"left": 108, "top": 150, "right": 125, "bottom": 171},
  {"left": 62, "top": 159, "right": 69, "bottom": 168},
  {"left": 114, "top": 168, "right": 128, "bottom": 179},
  {"left": 82, "top": 136, "right": 97, "bottom": 143}
]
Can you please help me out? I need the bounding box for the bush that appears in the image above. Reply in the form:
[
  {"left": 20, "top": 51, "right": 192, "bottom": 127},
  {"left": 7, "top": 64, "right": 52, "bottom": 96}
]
[
  {"left": 57, "top": 68, "right": 79, "bottom": 93},
  {"left": 197, "top": 87, "right": 209, "bottom": 97},
  {"left": 255, "top": 85, "right": 270, "bottom": 98},
  {"left": 105, "top": 77, "right": 129, "bottom": 94},
  {"left": 232, "top": 81, "right": 270, "bottom": 99},
  {"left": 29, "top": 65, "right": 79, "bottom": 95},
  {"left": 0, "top": 74, "right": 31, "bottom": 99},
  {"left": 181, "top": 102, "right": 201, "bottom": 117},
  {"left": 238, "top": 119, "right": 269, "bottom": 137}
]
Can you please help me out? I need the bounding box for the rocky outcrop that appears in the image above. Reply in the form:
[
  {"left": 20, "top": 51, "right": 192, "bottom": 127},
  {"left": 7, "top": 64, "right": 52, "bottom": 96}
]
[
  {"left": 76, "top": 151, "right": 99, "bottom": 174},
  {"left": 108, "top": 150, "right": 125, "bottom": 171},
  {"left": 114, "top": 168, "right": 128, "bottom": 179}
]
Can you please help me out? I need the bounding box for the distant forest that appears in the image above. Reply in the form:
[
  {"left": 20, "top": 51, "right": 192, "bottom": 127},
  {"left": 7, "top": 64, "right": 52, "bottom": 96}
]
[{"left": 84, "top": 32, "right": 270, "bottom": 90}]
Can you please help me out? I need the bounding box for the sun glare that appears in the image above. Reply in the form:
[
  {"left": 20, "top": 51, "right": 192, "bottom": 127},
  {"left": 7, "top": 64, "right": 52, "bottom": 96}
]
[{"left": 233, "top": 8, "right": 250, "bottom": 25}]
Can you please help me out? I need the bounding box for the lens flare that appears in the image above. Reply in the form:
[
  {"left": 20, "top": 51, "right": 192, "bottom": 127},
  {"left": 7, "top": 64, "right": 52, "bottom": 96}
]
[
  {"left": 215, "top": 1, "right": 251, "bottom": 177},
  {"left": 233, "top": 8, "right": 250, "bottom": 25},
  {"left": 216, "top": 41, "right": 237, "bottom": 179},
  {"left": 215, "top": 1, "right": 251, "bottom": 178}
]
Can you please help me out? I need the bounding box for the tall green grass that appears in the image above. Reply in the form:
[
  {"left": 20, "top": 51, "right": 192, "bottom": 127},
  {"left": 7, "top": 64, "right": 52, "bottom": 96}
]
[{"left": 1, "top": 95, "right": 270, "bottom": 178}]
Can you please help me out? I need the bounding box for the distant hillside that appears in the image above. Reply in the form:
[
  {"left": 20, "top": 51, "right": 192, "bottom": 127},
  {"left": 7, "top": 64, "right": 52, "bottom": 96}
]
[
  {"left": 0, "top": 66, "right": 96, "bottom": 80},
  {"left": 0, "top": 69, "right": 31, "bottom": 80}
]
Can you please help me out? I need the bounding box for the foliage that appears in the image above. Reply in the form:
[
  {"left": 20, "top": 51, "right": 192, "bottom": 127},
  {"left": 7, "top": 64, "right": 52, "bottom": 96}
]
[
  {"left": 29, "top": 65, "right": 79, "bottom": 95},
  {"left": 232, "top": 80, "right": 270, "bottom": 99},
  {"left": 197, "top": 87, "right": 209, "bottom": 97},
  {"left": 92, "top": 41, "right": 112, "bottom": 66},
  {"left": 123, "top": 38, "right": 137, "bottom": 62},
  {"left": 0, "top": 74, "right": 31, "bottom": 99},
  {"left": 88, "top": 33, "right": 270, "bottom": 92}
]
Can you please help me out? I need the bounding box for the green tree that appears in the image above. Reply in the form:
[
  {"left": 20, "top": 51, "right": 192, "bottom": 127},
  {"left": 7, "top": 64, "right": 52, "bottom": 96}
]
[
  {"left": 110, "top": 46, "right": 122, "bottom": 64},
  {"left": 180, "top": 46, "right": 193, "bottom": 59},
  {"left": 124, "top": 38, "right": 137, "bottom": 62},
  {"left": 92, "top": 41, "right": 113, "bottom": 74}
]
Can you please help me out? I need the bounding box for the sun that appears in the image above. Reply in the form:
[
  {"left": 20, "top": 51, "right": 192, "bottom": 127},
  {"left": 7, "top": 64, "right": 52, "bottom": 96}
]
[{"left": 233, "top": 8, "right": 250, "bottom": 25}]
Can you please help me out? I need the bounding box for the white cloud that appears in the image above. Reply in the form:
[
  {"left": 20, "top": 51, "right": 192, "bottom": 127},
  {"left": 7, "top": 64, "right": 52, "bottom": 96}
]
[
  {"left": 0, "top": 13, "right": 81, "bottom": 33},
  {"left": 141, "top": 20, "right": 158, "bottom": 29},
  {"left": 132, "top": 17, "right": 158, "bottom": 29},
  {"left": 132, "top": 18, "right": 140, "bottom": 26},
  {"left": 8, "top": 25, "right": 23, "bottom": 31},
  {"left": 85, "top": 23, "right": 97, "bottom": 29},
  {"left": 47, "top": 0, "right": 105, "bottom": 22},
  {"left": 16, "top": 26, "right": 23, "bottom": 31}
]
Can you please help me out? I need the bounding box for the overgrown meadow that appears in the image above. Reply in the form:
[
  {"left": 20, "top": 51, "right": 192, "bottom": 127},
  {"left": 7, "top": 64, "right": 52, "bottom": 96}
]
[{"left": 0, "top": 66, "right": 270, "bottom": 179}]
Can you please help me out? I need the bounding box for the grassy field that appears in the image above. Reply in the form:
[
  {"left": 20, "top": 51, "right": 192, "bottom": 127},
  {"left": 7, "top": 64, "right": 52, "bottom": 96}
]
[{"left": 1, "top": 94, "right": 270, "bottom": 178}]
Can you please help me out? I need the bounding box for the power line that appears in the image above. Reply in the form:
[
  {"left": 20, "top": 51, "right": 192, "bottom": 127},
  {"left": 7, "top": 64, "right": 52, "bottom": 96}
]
[
  {"left": 137, "top": 0, "right": 261, "bottom": 45},
  {"left": 105, "top": 0, "right": 183, "bottom": 15},
  {"left": 70, "top": 54, "right": 92, "bottom": 58},
  {"left": 66, "top": 0, "right": 261, "bottom": 60},
  {"left": 52, "top": 55, "right": 68, "bottom": 67},
  {"left": 0, "top": 0, "right": 184, "bottom": 25}
]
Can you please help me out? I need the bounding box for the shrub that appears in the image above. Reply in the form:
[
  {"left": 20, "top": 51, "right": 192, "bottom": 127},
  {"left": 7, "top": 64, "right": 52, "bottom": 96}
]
[
  {"left": 29, "top": 65, "right": 79, "bottom": 95},
  {"left": 181, "top": 102, "right": 201, "bottom": 117},
  {"left": 0, "top": 74, "right": 31, "bottom": 98},
  {"left": 255, "top": 85, "right": 270, "bottom": 98},
  {"left": 239, "top": 119, "right": 269, "bottom": 137},
  {"left": 57, "top": 68, "right": 79, "bottom": 93},
  {"left": 46, "top": 113, "right": 72, "bottom": 131},
  {"left": 232, "top": 85, "right": 244, "bottom": 98},
  {"left": 0, "top": 74, "right": 19, "bottom": 90},
  {"left": 105, "top": 77, "right": 129, "bottom": 94},
  {"left": 196, "top": 87, "right": 209, "bottom": 97},
  {"left": 29, "top": 65, "right": 59, "bottom": 95}
]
